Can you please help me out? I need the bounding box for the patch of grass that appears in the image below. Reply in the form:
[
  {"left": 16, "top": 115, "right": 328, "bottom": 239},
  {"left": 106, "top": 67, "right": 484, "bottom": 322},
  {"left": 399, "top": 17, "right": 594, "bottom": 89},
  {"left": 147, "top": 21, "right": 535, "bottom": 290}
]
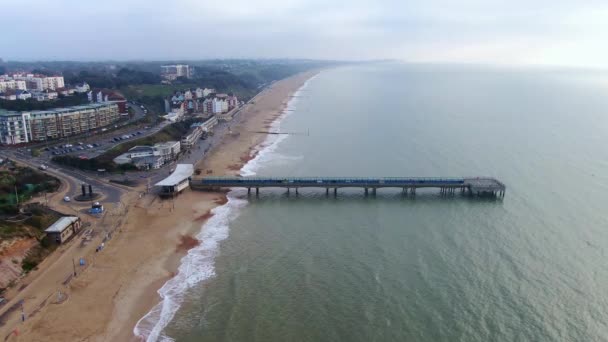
[{"left": 22, "top": 243, "right": 56, "bottom": 273}]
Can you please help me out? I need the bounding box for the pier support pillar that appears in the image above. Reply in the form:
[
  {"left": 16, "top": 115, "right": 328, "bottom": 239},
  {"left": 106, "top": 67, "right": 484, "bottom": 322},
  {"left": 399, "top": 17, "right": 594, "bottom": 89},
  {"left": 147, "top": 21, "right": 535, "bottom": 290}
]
[
  {"left": 372, "top": 188, "right": 376, "bottom": 196},
  {"left": 287, "top": 188, "right": 290, "bottom": 195},
  {"left": 247, "top": 188, "right": 251, "bottom": 195},
  {"left": 365, "top": 188, "right": 368, "bottom": 196},
  {"left": 256, "top": 187, "right": 259, "bottom": 196},
  {"left": 326, "top": 188, "right": 329, "bottom": 196},
  {"left": 334, "top": 188, "right": 337, "bottom": 197},
  {"left": 295, "top": 188, "right": 299, "bottom": 195}
]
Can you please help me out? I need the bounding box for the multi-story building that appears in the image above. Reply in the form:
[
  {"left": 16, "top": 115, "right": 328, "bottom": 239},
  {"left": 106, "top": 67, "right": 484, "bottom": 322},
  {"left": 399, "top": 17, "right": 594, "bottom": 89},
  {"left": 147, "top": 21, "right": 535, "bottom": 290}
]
[
  {"left": 227, "top": 94, "right": 239, "bottom": 110},
  {"left": 160, "top": 65, "right": 191, "bottom": 81},
  {"left": 88, "top": 89, "right": 128, "bottom": 114},
  {"left": 190, "top": 116, "right": 218, "bottom": 133},
  {"left": 13, "top": 74, "right": 65, "bottom": 91},
  {"left": 113, "top": 141, "right": 181, "bottom": 169},
  {"left": 181, "top": 126, "right": 203, "bottom": 149},
  {"left": 0, "top": 79, "right": 27, "bottom": 92},
  {"left": 212, "top": 98, "right": 228, "bottom": 114},
  {"left": 0, "top": 103, "right": 120, "bottom": 145}
]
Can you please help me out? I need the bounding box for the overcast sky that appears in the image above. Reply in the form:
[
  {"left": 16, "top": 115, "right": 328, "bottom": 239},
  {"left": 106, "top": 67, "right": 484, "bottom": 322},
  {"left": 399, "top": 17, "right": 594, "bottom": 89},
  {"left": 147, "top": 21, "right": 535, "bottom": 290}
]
[{"left": 2, "top": 0, "right": 608, "bottom": 68}]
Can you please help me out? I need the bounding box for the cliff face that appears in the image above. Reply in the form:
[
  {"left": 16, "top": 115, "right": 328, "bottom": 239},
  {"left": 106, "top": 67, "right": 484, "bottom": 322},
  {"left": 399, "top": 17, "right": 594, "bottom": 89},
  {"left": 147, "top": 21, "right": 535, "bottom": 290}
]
[{"left": 0, "top": 237, "right": 37, "bottom": 289}]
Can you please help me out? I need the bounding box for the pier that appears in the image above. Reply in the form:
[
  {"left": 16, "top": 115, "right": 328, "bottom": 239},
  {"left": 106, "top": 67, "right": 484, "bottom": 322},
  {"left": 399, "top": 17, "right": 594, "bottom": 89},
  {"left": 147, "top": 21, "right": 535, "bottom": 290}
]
[{"left": 191, "top": 177, "right": 506, "bottom": 198}]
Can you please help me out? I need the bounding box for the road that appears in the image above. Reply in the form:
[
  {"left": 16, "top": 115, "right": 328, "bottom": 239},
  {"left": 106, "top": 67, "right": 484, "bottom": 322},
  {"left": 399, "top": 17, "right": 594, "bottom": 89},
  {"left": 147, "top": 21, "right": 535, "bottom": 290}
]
[{"left": 0, "top": 149, "right": 125, "bottom": 205}]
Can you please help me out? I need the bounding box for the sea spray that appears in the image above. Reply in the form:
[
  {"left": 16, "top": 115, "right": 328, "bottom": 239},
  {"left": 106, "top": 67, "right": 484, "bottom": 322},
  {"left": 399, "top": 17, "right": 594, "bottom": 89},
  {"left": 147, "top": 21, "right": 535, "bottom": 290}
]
[{"left": 133, "top": 75, "right": 317, "bottom": 341}]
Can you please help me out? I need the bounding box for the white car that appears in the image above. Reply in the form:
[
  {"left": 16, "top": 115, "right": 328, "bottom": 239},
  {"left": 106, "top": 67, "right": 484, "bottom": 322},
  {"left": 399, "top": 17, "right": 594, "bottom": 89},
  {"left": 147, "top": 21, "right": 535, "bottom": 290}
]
[{"left": 63, "top": 196, "right": 71, "bottom": 202}]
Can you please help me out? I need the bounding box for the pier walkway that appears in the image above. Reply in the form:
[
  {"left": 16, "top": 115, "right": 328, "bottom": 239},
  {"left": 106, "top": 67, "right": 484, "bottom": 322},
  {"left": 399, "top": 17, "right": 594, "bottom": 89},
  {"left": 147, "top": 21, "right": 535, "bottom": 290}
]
[{"left": 191, "top": 177, "right": 506, "bottom": 197}]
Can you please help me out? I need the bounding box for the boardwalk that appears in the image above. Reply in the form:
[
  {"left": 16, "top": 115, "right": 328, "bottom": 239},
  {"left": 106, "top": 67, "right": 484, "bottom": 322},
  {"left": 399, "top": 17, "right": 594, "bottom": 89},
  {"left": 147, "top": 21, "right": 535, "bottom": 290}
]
[{"left": 191, "top": 177, "right": 506, "bottom": 197}]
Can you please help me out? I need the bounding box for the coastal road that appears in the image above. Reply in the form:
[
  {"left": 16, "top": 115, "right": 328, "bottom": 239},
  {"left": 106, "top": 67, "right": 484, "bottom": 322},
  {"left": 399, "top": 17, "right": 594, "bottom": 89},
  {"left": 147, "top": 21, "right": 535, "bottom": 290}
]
[{"left": 0, "top": 149, "right": 125, "bottom": 205}]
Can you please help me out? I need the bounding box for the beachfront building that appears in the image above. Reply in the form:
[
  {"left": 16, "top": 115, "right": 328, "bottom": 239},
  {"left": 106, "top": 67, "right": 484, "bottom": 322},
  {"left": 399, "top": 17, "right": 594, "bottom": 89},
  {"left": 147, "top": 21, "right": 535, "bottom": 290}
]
[
  {"left": 180, "top": 116, "right": 218, "bottom": 148},
  {"left": 44, "top": 216, "right": 82, "bottom": 244},
  {"left": 113, "top": 141, "right": 181, "bottom": 170},
  {"left": 181, "top": 126, "right": 203, "bottom": 149},
  {"left": 0, "top": 103, "right": 120, "bottom": 145},
  {"left": 190, "top": 116, "right": 218, "bottom": 133},
  {"left": 155, "top": 164, "right": 193, "bottom": 197},
  {"left": 212, "top": 98, "right": 228, "bottom": 114}
]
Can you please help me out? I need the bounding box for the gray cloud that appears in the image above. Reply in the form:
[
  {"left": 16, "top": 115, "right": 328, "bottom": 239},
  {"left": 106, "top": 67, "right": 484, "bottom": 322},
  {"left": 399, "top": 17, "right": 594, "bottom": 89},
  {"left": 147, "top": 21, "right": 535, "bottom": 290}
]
[{"left": 2, "top": 0, "right": 608, "bottom": 67}]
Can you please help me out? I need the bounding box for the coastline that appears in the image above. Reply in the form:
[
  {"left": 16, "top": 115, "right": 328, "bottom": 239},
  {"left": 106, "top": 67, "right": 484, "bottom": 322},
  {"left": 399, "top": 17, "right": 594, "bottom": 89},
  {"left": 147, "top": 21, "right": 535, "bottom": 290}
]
[{"left": 10, "top": 70, "right": 318, "bottom": 342}]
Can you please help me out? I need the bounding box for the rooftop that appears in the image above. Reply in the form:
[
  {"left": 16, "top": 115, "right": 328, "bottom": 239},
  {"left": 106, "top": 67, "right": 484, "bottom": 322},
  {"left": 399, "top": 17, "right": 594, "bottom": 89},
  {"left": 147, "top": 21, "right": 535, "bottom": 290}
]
[
  {"left": 154, "top": 141, "right": 180, "bottom": 148},
  {"left": 128, "top": 145, "right": 155, "bottom": 153},
  {"left": 0, "top": 102, "right": 118, "bottom": 116},
  {"left": 155, "top": 164, "right": 193, "bottom": 187},
  {"left": 45, "top": 216, "right": 79, "bottom": 233}
]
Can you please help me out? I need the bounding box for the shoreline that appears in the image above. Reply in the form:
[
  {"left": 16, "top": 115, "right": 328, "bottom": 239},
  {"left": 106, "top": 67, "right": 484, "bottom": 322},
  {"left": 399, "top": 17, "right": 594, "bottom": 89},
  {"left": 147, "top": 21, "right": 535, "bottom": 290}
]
[
  {"left": 7, "top": 70, "right": 319, "bottom": 342},
  {"left": 133, "top": 71, "right": 316, "bottom": 341}
]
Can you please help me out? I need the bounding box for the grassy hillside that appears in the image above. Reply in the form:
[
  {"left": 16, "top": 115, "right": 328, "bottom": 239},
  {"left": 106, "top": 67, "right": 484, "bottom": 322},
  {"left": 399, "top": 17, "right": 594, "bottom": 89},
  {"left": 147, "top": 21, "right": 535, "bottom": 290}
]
[{"left": 0, "top": 164, "right": 60, "bottom": 214}]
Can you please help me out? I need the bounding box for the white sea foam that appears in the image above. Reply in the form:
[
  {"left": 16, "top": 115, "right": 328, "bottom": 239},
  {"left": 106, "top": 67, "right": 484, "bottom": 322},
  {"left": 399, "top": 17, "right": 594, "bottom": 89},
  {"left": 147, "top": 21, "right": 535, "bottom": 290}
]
[{"left": 133, "top": 74, "right": 317, "bottom": 341}]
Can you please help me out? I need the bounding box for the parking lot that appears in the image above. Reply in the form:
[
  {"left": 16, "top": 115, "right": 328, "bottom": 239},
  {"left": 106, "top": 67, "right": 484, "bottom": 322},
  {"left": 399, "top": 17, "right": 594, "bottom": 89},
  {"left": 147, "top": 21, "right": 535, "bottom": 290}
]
[{"left": 41, "top": 122, "right": 169, "bottom": 160}]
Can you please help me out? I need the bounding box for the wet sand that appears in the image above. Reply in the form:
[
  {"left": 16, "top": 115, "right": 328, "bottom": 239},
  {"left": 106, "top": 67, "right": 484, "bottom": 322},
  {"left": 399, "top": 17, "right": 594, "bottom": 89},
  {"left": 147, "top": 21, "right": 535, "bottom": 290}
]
[{"left": 6, "top": 71, "right": 317, "bottom": 342}]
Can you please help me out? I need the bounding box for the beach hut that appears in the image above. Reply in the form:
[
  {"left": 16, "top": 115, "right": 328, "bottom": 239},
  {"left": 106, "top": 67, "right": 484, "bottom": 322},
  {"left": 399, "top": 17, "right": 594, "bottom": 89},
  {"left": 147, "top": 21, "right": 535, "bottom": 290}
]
[{"left": 44, "top": 216, "right": 82, "bottom": 244}]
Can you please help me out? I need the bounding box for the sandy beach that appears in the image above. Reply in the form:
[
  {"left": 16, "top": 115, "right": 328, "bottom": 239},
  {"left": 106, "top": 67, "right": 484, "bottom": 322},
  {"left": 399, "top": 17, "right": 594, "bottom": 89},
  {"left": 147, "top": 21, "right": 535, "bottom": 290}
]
[{"left": 0, "top": 70, "right": 316, "bottom": 342}]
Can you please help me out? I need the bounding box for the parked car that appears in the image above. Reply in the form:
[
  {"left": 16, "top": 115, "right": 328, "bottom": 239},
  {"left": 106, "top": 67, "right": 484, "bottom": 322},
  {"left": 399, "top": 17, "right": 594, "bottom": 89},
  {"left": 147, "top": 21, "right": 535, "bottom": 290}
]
[
  {"left": 64, "top": 196, "right": 71, "bottom": 202},
  {"left": 38, "top": 164, "right": 48, "bottom": 170}
]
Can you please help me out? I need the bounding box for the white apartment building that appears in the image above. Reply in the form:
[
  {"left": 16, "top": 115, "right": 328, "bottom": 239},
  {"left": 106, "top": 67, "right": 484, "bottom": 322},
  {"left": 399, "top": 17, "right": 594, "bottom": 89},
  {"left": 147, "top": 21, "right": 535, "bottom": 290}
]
[
  {"left": 0, "top": 79, "right": 27, "bottom": 92},
  {"left": 13, "top": 74, "right": 65, "bottom": 91},
  {"left": 0, "top": 103, "right": 120, "bottom": 145},
  {"left": 212, "top": 98, "right": 229, "bottom": 114}
]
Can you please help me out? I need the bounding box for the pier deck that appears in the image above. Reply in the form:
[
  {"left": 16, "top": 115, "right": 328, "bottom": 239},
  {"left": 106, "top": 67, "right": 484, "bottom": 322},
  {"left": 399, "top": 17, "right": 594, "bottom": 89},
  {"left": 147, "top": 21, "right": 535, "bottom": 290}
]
[{"left": 191, "top": 177, "right": 506, "bottom": 197}]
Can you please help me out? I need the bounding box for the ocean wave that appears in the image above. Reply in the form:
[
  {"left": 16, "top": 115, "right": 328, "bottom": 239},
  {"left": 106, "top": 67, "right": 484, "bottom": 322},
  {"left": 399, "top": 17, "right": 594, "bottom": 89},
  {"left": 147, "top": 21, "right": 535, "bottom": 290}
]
[{"left": 133, "top": 75, "right": 315, "bottom": 341}]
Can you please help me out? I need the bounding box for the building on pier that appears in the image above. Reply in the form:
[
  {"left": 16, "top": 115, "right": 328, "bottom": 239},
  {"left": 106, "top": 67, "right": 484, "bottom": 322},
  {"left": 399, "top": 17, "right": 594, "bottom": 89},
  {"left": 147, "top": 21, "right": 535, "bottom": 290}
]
[{"left": 154, "top": 164, "right": 194, "bottom": 197}]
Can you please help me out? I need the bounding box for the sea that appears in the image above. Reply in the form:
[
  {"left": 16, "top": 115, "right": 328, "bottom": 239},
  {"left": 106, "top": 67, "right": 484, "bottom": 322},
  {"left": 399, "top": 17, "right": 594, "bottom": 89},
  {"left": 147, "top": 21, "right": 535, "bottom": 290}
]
[{"left": 135, "top": 63, "right": 608, "bottom": 341}]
